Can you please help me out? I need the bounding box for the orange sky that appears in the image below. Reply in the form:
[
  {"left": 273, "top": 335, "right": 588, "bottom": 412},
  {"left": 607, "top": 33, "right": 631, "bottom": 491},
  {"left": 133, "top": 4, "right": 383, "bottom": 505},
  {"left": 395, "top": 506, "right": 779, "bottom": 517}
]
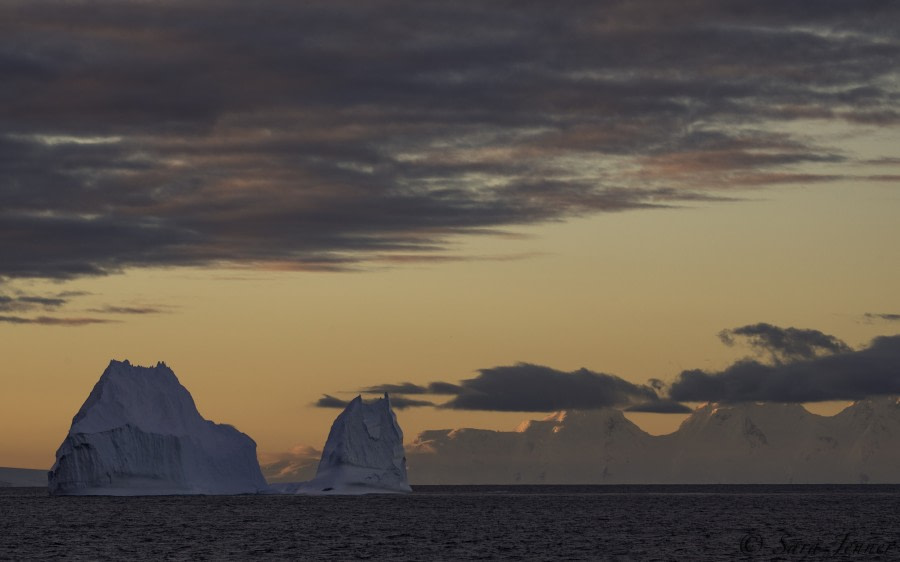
[{"left": 3, "top": 176, "right": 898, "bottom": 469}]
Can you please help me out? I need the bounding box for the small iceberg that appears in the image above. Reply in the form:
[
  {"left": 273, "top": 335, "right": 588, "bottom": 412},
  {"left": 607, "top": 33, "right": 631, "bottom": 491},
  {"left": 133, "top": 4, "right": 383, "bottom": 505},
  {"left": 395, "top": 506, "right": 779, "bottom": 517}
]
[{"left": 274, "top": 394, "right": 411, "bottom": 494}]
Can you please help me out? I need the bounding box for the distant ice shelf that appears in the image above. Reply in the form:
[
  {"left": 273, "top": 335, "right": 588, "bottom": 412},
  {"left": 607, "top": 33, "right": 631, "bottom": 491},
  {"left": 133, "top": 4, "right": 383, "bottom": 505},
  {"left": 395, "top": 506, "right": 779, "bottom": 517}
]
[
  {"left": 405, "top": 399, "right": 900, "bottom": 484},
  {"left": 0, "top": 467, "right": 47, "bottom": 487}
]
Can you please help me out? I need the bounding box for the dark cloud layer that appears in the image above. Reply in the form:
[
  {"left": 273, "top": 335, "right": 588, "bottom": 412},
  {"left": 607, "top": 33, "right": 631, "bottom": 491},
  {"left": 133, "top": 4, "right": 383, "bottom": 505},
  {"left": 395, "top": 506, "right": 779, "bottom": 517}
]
[
  {"left": 0, "top": 290, "right": 160, "bottom": 324},
  {"left": 359, "top": 381, "right": 466, "bottom": 396},
  {"left": 337, "top": 325, "right": 900, "bottom": 412},
  {"left": 314, "top": 394, "right": 349, "bottom": 409},
  {"left": 670, "top": 334, "right": 900, "bottom": 403},
  {"left": 1, "top": 0, "right": 898, "bottom": 281},
  {"left": 865, "top": 313, "right": 900, "bottom": 322},
  {"left": 87, "top": 306, "right": 167, "bottom": 315},
  {"left": 426, "top": 382, "right": 464, "bottom": 395},
  {"left": 0, "top": 315, "right": 115, "bottom": 326},
  {"left": 314, "top": 394, "right": 434, "bottom": 410},
  {"left": 0, "top": 293, "right": 66, "bottom": 313},
  {"left": 719, "top": 323, "right": 853, "bottom": 364},
  {"left": 349, "top": 364, "right": 683, "bottom": 412},
  {"left": 359, "top": 383, "right": 431, "bottom": 395},
  {"left": 439, "top": 364, "right": 660, "bottom": 411},
  {"left": 625, "top": 401, "right": 694, "bottom": 414}
]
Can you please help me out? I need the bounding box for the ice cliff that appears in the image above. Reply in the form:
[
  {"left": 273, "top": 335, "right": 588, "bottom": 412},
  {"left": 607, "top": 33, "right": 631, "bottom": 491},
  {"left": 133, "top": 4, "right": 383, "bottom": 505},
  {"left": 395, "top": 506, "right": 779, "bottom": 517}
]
[
  {"left": 278, "top": 394, "right": 411, "bottom": 494},
  {"left": 48, "top": 360, "right": 268, "bottom": 495}
]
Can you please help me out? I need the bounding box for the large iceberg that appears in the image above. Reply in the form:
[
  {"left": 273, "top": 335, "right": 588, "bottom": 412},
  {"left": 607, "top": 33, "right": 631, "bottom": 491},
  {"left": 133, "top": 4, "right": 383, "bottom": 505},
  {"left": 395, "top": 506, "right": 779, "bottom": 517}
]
[
  {"left": 278, "top": 394, "right": 411, "bottom": 494},
  {"left": 48, "top": 360, "right": 268, "bottom": 495}
]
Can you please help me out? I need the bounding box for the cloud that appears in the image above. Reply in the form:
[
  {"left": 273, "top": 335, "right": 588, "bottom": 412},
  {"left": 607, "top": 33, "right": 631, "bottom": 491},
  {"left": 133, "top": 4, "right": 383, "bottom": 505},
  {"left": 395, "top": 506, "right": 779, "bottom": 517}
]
[
  {"left": 314, "top": 394, "right": 349, "bottom": 409},
  {"left": 1, "top": 0, "right": 897, "bottom": 281},
  {"left": 669, "top": 334, "right": 900, "bottom": 403},
  {"left": 354, "top": 365, "right": 662, "bottom": 412},
  {"left": 438, "top": 363, "right": 658, "bottom": 412},
  {"left": 333, "top": 323, "right": 900, "bottom": 410},
  {"left": 15, "top": 296, "right": 65, "bottom": 308},
  {"left": 56, "top": 291, "right": 92, "bottom": 298},
  {"left": 320, "top": 325, "right": 900, "bottom": 410},
  {"left": 865, "top": 313, "right": 900, "bottom": 322},
  {"left": 427, "top": 382, "right": 464, "bottom": 394},
  {"left": 0, "top": 290, "right": 166, "bottom": 325},
  {"left": 625, "top": 400, "right": 694, "bottom": 414},
  {"left": 0, "top": 293, "right": 69, "bottom": 312},
  {"left": 346, "top": 365, "right": 677, "bottom": 412},
  {"left": 314, "top": 393, "right": 434, "bottom": 410},
  {"left": 718, "top": 323, "right": 853, "bottom": 364},
  {"left": 387, "top": 397, "right": 436, "bottom": 409},
  {"left": 357, "top": 381, "right": 467, "bottom": 396},
  {"left": 0, "top": 315, "right": 115, "bottom": 326},
  {"left": 87, "top": 306, "right": 168, "bottom": 315},
  {"left": 359, "top": 383, "right": 430, "bottom": 395}
]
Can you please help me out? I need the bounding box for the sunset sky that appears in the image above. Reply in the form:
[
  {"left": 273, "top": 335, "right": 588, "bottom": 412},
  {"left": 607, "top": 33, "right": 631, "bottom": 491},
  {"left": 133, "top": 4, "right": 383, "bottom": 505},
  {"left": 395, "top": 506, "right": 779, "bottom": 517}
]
[{"left": 2, "top": 1, "right": 898, "bottom": 470}]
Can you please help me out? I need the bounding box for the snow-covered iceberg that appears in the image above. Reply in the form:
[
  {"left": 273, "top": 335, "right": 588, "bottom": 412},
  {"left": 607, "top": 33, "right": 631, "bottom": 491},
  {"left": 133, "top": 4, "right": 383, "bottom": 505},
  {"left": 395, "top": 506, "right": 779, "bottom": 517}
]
[
  {"left": 277, "top": 394, "right": 411, "bottom": 494},
  {"left": 48, "top": 360, "right": 268, "bottom": 496}
]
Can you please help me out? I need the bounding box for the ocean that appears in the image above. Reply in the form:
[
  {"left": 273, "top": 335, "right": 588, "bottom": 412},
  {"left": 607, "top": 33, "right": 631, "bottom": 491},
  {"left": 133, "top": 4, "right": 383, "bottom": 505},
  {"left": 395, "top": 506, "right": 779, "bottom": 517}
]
[{"left": 3, "top": 485, "right": 900, "bottom": 560}]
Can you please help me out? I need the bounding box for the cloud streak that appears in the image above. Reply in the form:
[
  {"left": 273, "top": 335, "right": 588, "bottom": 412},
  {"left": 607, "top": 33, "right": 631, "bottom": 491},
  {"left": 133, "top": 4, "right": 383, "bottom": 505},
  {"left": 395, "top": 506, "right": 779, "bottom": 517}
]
[
  {"left": 0, "top": 315, "right": 115, "bottom": 326},
  {"left": 314, "top": 394, "right": 434, "bottom": 410},
  {"left": 0, "top": 290, "right": 163, "bottom": 325},
  {"left": 670, "top": 334, "right": 900, "bottom": 403},
  {"left": 865, "top": 313, "right": 900, "bottom": 322},
  {"left": 336, "top": 325, "right": 900, "bottom": 411},
  {"left": 1, "top": 0, "right": 897, "bottom": 281},
  {"left": 438, "top": 364, "right": 660, "bottom": 412},
  {"left": 87, "top": 306, "right": 168, "bottom": 315},
  {"left": 625, "top": 401, "right": 694, "bottom": 414},
  {"left": 354, "top": 364, "right": 684, "bottom": 412},
  {"left": 0, "top": 293, "right": 67, "bottom": 312},
  {"left": 359, "top": 383, "right": 431, "bottom": 395},
  {"left": 718, "top": 323, "right": 853, "bottom": 364}
]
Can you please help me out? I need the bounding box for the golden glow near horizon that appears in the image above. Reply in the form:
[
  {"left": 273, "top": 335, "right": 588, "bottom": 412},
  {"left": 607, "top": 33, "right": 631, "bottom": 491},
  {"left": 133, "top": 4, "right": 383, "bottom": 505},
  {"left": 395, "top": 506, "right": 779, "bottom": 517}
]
[{"left": 2, "top": 176, "right": 898, "bottom": 469}]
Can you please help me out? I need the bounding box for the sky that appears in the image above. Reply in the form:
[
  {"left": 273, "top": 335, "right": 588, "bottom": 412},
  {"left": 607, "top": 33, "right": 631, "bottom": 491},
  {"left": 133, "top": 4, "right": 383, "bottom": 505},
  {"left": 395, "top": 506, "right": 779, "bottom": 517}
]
[{"left": 1, "top": 0, "right": 899, "bottom": 470}]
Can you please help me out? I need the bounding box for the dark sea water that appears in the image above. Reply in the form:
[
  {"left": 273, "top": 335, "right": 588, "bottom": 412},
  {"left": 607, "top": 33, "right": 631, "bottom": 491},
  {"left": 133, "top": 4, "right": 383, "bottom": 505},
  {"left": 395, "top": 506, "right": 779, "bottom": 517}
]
[{"left": 3, "top": 485, "right": 900, "bottom": 560}]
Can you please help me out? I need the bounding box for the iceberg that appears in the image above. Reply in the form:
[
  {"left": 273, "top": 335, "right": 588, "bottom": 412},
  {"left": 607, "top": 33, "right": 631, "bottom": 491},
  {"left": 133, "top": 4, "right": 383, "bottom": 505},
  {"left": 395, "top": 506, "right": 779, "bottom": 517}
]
[
  {"left": 48, "top": 360, "right": 268, "bottom": 495},
  {"left": 277, "top": 394, "right": 411, "bottom": 494}
]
